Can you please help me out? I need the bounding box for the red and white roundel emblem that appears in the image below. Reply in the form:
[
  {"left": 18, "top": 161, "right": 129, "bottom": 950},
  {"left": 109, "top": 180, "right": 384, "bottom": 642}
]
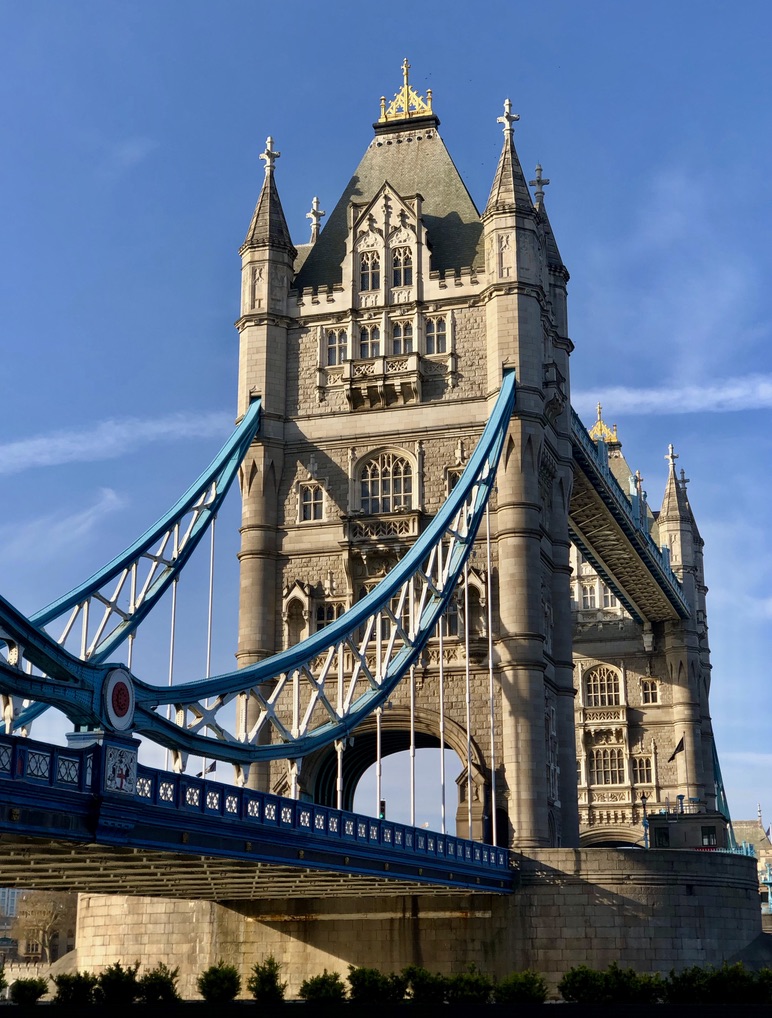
[{"left": 104, "top": 668, "right": 135, "bottom": 731}]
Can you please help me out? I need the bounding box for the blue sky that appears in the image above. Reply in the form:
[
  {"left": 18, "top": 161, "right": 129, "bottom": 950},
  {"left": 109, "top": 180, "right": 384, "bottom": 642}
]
[{"left": 1, "top": 2, "right": 770, "bottom": 828}]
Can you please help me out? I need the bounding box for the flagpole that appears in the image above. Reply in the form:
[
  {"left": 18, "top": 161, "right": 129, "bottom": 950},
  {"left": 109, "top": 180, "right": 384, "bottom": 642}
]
[{"left": 684, "top": 730, "right": 689, "bottom": 803}]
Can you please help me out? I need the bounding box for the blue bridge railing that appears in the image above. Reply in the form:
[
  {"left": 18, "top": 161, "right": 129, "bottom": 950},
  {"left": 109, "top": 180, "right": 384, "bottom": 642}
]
[{"left": 0, "top": 734, "right": 514, "bottom": 893}]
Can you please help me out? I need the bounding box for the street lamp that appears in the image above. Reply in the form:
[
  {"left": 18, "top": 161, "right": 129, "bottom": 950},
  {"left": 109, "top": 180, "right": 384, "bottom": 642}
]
[{"left": 640, "top": 792, "right": 649, "bottom": 849}]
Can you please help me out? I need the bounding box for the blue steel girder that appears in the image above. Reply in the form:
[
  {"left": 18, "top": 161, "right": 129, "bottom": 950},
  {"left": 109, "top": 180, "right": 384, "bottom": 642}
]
[
  {"left": 8, "top": 399, "right": 262, "bottom": 731},
  {"left": 570, "top": 408, "right": 691, "bottom": 623},
  {"left": 0, "top": 373, "right": 516, "bottom": 767}
]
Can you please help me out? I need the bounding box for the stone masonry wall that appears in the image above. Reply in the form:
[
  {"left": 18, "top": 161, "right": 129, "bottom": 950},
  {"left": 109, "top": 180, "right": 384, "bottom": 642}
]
[{"left": 75, "top": 848, "right": 761, "bottom": 999}]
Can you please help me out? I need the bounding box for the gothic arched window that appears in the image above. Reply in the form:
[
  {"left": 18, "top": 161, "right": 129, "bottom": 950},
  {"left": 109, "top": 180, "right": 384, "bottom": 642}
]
[
  {"left": 359, "top": 325, "right": 380, "bottom": 359},
  {"left": 392, "top": 321, "right": 413, "bottom": 355},
  {"left": 641, "top": 678, "right": 659, "bottom": 704},
  {"left": 392, "top": 247, "right": 413, "bottom": 287},
  {"left": 327, "top": 329, "right": 347, "bottom": 366},
  {"left": 589, "top": 747, "right": 624, "bottom": 785},
  {"left": 584, "top": 665, "right": 621, "bottom": 707},
  {"left": 360, "top": 452, "right": 413, "bottom": 514},
  {"left": 359, "top": 251, "right": 380, "bottom": 291},
  {"left": 425, "top": 317, "right": 446, "bottom": 354}
]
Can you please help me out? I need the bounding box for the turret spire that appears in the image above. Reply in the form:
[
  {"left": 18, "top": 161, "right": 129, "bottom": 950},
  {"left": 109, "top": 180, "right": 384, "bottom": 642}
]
[
  {"left": 241, "top": 135, "right": 295, "bottom": 255},
  {"left": 484, "top": 99, "right": 533, "bottom": 215}
]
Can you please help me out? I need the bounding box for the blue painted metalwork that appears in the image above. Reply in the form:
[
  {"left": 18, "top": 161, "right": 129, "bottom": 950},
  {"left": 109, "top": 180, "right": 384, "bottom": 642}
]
[
  {"left": 0, "top": 733, "right": 514, "bottom": 893},
  {"left": 0, "top": 373, "right": 515, "bottom": 768},
  {"left": 570, "top": 407, "right": 690, "bottom": 620},
  {"left": 9, "top": 399, "right": 261, "bottom": 730}
]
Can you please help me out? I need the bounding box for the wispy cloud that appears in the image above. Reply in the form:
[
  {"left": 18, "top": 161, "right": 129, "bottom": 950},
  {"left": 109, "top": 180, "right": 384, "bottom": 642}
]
[
  {"left": 573, "top": 374, "right": 772, "bottom": 418},
  {"left": 0, "top": 488, "right": 126, "bottom": 564},
  {"left": 0, "top": 411, "right": 233, "bottom": 476},
  {"left": 96, "top": 137, "right": 158, "bottom": 181}
]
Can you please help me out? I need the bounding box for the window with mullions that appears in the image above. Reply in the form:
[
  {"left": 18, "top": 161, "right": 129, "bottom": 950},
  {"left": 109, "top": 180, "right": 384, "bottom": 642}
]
[
  {"left": 641, "top": 679, "right": 659, "bottom": 704},
  {"left": 359, "top": 325, "right": 380, "bottom": 358},
  {"left": 359, "top": 251, "right": 380, "bottom": 291},
  {"left": 392, "top": 321, "right": 413, "bottom": 355},
  {"left": 425, "top": 317, "right": 447, "bottom": 354},
  {"left": 589, "top": 746, "right": 624, "bottom": 785},
  {"left": 392, "top": 247, "right": 413, "bottom": 287},
  {"left": 581, "top": 584, "right": 597, "bottom": 610},
  {"left": 316, "top": 602, "right": 345, "bottom": 631},
  {"left": 299, "top": 482, "right": 323, "bottom": 522},
  {"left": 602, "top": 583, "right": 617, "bottom": 608},
  {"left": 632, "top": 756, "right": 652, "bottom": 784},
  {"left": 327, "top": 329, "right": 347, "bottom": 366},
  {"left": 584, "top": 665, "right": 621, "bottom": 707},
  {"left": 360, "top": 453, "right": 413, "bottom": 514}
]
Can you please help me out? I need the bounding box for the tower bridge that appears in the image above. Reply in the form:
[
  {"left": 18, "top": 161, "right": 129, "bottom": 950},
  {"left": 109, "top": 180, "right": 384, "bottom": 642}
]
[{"left": 0, "top": 63, "right": 764, "bottom": 995}]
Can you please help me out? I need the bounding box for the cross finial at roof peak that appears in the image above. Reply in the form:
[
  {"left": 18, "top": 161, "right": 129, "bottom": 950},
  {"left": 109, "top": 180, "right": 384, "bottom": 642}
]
[
  {"left": 497, "top": 98, "right": 519, "bottom": 137},
  {"left": 306, "top": 196, "right": 325, "bottom": 244},
  {"left": 259, "top": 136, "right": 281, "bottom": 177},
  {"left": 666, "top": 443, "right": 679, "bottom": 469},
  {"left": 529, "top": 163, "right": 550, "bottom": 204}
]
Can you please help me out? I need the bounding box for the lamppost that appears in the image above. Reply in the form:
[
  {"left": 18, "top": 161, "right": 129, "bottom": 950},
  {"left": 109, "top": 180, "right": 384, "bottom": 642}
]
[{"left": 640, "top": 792, "right": 649, "bottom": 849}]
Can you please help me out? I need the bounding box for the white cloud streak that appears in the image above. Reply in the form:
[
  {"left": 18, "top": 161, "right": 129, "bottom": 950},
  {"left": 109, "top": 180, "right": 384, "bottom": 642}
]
[
  {"left": 573, "top": 374, "right": 772, "bottom": 418},
  {"left": 0, "top": 488, "right": 126, "bottom": 564},
  {"left": 0, "top": 411, "right": 233, "bottom": 476}
]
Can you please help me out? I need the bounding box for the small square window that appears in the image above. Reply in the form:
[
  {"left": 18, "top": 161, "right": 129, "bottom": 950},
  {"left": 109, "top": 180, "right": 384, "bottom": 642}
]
[{"left": 701, "top": 826, "right": 717, "bottom": 847}]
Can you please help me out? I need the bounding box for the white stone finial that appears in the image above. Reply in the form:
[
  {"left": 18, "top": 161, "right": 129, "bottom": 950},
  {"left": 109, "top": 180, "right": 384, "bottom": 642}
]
[
  {"left": 306, "top": 196, "right": 326, "bottom": 244},
  {"left": 260, "top": 136, "right": 281, "bottom": 177},
  {"left": 666, "top": 444, "right": 679, "bottom": 469},
  {"left": 497, "top": 98, "right": 519, "bottom": 137},
  {"left": 529, "top": 163, "right": 551, "bottom": 203}
]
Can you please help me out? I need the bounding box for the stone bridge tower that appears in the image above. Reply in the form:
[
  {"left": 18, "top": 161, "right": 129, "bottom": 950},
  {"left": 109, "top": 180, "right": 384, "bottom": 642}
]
[{"left": 236, "top": 63, "right": 577, "bottom": 848}]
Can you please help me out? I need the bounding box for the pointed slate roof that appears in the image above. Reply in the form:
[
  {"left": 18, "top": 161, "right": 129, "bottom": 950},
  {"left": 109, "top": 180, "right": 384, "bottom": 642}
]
[
  {"left": 294, "top": 121, "right": 484, "bottom": 291},
  {"left": 659, "top": 451, "right": 692, "bottom": 524},
  {"left": 241, "top": 138, "right": 296, "bottom": 256},
  {"left": 659, "top": 449, "right": 702, "bottom": 541},
  {"left": 484, "top": 101, "right": 533, "bottom": 216}
]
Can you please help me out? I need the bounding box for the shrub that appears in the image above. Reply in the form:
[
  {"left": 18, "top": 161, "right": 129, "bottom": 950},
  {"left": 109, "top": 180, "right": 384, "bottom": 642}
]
[
  {"left": 52, "top": 971, "right": 98, "bottom": 1007},
  {"left": 663, "top": 965, "right": 712, "bottom": 1004},
  {"left": 559, "top": 962, "right": 662, "bottom": 1004},
  {"left": 0, "top": 969, "right": 7, "bottom": 994},
  {"left": 347, "top": 965, "right": 407, "bottom": 1004},
  {"left": 757, "top": 967, "right": 772, "bottom": 1004},
  {"left": 10, "top": 977, "right": 48, "bottom": 1005},
  {"left": 493, "top": 969, "right": 548, "bottom": 1003},
  {"left": 445, "top": 965, "right": 492, "bottom": 1003},
  {"left": 247, "top": 955, "right": 286, "bottom": 1004},
  {"left": 402, "top": 964, "right": 448, "bottom": 1003},
  {"left": 298, "top": 969, "right": 347, "bottom": 1002},
  {"left": 138, "top": 962, "right": 181, "bottom": 1004},
  {"left": 558, "top": 965, "right": 608, "bottom": 1003},
  {"left": 95, "top": 960, "right": 140, "bottom": 1004},
  {"left": 713, "top": 962, "right": 766, "bottom": 1004},
  {"left": 197, "top": 959, "right": 241, "bottom": 1003}
]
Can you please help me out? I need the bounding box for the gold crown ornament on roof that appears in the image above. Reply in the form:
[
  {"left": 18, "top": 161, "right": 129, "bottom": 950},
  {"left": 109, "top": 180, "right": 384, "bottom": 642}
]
[{"left": 379, "top": 58, "right": 433, "bottom": 123}]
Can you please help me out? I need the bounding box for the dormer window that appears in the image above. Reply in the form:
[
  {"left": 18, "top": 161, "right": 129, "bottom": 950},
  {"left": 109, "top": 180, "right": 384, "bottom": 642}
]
[
  {"left": 360, "top": 251, "right": 380, "bottom": 291},
  {"left": 392, "top": 321, "right": 413, "bottom": 355},
  {"left": 392, "top": 247, "right": 413, "bottom": 287},
  {"left": 359, "top": 325, "right": 380, "bottom": 359}
]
